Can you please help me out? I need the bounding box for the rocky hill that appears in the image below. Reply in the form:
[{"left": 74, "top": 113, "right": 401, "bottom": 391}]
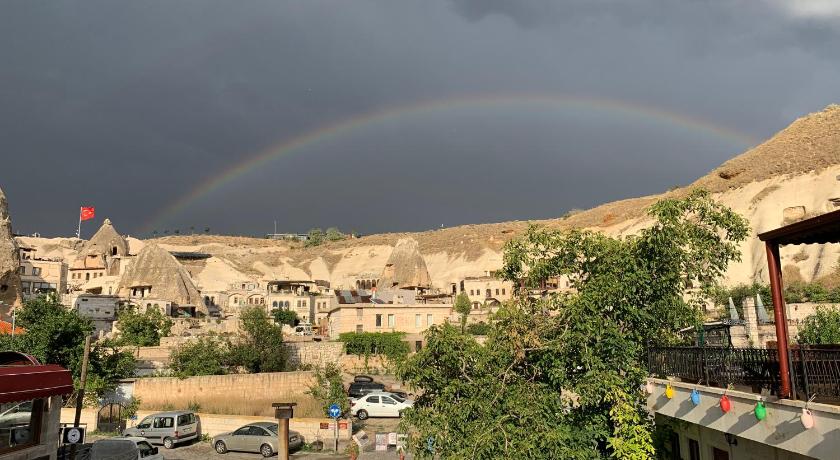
[{"left": 18, "top": 105, "right": 840, "bottom": 292}]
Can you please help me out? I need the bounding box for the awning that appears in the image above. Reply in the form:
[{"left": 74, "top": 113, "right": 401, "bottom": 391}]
[
  {"left": 758, "top": 208, "right": 840, "bottom": 246},
  {"left": 0, "top": 364, "right": 74, "bottom": 404}
]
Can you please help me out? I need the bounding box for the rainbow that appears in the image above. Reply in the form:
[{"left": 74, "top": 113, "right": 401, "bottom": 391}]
[{"left": 143, "top": 93, "right": 757, "bottom": 232}]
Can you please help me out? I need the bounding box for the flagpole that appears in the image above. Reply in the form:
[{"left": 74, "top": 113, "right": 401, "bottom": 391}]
[{"left": 77, "top": 206, "right": 82, "bottom": 239}]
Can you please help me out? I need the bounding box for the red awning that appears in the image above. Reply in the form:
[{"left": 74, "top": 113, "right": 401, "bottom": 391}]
[{"left": 0, "top": 364, "right": 74, "bottom": 404}]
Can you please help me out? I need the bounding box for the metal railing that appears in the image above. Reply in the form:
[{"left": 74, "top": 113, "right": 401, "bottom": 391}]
[
  {"left": 649, "top": 346, "right": 840, "bottom": 403},
  {"left": 648, "top": 346, "right": 780, "bottom": 394}
]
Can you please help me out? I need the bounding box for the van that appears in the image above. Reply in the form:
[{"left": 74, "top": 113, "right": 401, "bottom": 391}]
[{"left": 123, "top": 411, "right": 200, "bottom": 449}]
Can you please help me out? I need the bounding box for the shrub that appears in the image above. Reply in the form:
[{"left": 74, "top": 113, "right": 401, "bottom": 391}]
[
  {"left": 169, "top": 337, "right": 230, "bottom": 378},
  {"left": 798, "top": 308, "right": 840, "bottom": 344},
  {"left": 466, "top": 322, "right": 492, "bottom": 335},
  {"left": 307, "top": 363, "right": 349, "bottom": 417},
  {"left": 117, "top": 306, "right": 173, "bottom": 346},
  {"left": 338, "top": 332, "right": 409, "bottom": 360}
]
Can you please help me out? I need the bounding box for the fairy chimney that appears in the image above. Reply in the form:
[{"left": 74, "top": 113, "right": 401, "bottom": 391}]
[
  {"left": 0, "top": 187, "right": 22, "bottom": 308},
  {"left": 118, "top": 243, "right": 205, "bottom": 313},
  {"left": 73, "top": 218, "right": 129, "bottom": 276},
  {"left": 379, "top": 238, "right": 431, "bottom": 290}
]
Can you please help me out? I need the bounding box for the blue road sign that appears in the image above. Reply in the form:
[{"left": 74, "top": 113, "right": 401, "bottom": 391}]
[{"left": 329, "top": 403, "right": 341, "bottom": 418}]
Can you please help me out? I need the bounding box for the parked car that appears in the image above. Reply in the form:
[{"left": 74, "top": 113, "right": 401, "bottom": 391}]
[
  {"left": 0, "top": 401, "right": 32, "bottom": 428},
  {"left": 348, "top": 380, "right": 385, "bottom": 398},
  {"left": 212, "top": 421, "right": 303, "bottom": 457},
  {"left": 91, "top": 436, "right": 163, "bottom": 460},
  {"left": 123, "top": 410, "right": 200, "bottom": 449},
  {"left": 350, "top": 391, "right": 414, "bottom": 420}
]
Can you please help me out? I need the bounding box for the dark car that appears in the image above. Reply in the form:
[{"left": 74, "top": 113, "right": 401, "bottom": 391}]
[{"left": 348, "top": 381, "right": 385, "bottom": 398}]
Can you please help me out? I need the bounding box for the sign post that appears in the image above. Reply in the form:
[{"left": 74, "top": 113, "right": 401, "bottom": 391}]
[
  {"left": 328, "top": 403, "right": 341, "bottom": 452},
  {"left": 272, "top": 402, "right": 296, "bottom": 460}
]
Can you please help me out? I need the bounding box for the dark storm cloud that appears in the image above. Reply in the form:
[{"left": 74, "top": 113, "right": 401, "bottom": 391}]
[{"left": 1, "top": 0, "right": 839, "bottom": 237}]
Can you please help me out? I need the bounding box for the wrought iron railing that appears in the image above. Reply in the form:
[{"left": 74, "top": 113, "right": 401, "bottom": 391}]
[
  {"left": 649, "top": 346, "right": 840, "bottom": 403},
  {"left": 648, "top": 346, "right": 780, "bottom": 394}
]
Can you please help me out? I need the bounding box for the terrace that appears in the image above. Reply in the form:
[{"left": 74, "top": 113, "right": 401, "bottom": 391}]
[{"left": 647, "top": 209, "right": 840, "bottom": 459}]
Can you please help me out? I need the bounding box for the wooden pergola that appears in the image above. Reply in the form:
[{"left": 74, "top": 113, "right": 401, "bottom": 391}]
[{"left": 758, "top": 208, "right": 840, "bottom": 398}]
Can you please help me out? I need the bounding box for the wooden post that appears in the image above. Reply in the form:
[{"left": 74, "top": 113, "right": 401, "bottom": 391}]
[
  {"left": 69, "top": 335, "right": 92, "bottom": 460},
  {"left": 278, "top": 419, "right": 290, "bottom": 460},
  {"left": 766, "top": 242, "right": 792, "bottom": 398}
]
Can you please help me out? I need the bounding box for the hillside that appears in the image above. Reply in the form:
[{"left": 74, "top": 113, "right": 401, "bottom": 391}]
[{"left": 19, "top": 105, "right": 840, "bottom": 291}]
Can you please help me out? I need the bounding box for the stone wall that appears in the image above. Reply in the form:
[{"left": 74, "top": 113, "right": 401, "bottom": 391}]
[
  {"left": 133, "top": 371, "right": 319, "bottom": 417},
  {"left": 284, "top": 341, "right": 344, "bottom": 368}
]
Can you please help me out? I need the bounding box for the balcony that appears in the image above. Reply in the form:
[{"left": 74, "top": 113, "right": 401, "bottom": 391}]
[{"left": 648, "top": 346, "right": 840, "bottom": 403}]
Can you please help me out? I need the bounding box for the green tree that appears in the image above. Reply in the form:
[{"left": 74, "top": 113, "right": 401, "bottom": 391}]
[
  {"left": 272, "top": 308, "right": 299, "bottom": 327},
  {"left": 0, "top": 295, "right": 135, "bottom": 401},
  {"left": 397, "top": 190, "right": 749, "bottom": 459},
  {"left": 305, "top": 228, "right": 325, "bottom": 247},
  {"left": 798, "top": 308, "right": 840, "bottom": 344},
  {"left": 117, "top": 306, "right": 173, "bottom": 346},
  {"left": 229, "top": 306, "right": 287, "bottom": 373},
  {"left": 453, "top": 292, "right": 472, "bottom": 332},
  {"left": 308, "top": 363, "right": 350, "bottom": 416},
  {"left": 169, "top": 336, "right": 230, "bottom": 377},
  {"left": 325, "top": 227, "right": 344, "bottom": 242}
]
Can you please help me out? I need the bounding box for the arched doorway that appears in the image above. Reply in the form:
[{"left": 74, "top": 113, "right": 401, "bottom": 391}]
[{"left": 97, "top": 403, "right": 126, "bottom": 433}]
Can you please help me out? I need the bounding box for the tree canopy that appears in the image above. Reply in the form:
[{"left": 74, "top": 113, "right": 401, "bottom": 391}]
[
  {"left": 798, "top": 308, "right": 840, "bottom": 344},
  {"left": 117, "top": 306, "right": 173, "bottom": 346},
  {"left": 397, "top": 190, "right": 749, "bottom": 459},
  {"left": 453, "top": 292, "right": 472, "bottom": 332},
  {"left": 0, "top": 295, "right": 135, "bottom": 402}
]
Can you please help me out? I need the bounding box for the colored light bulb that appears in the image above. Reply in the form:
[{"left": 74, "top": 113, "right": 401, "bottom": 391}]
[
  {"left": 720, "top": 395, "right": 731, "bottom": 413},
  {"left": 690, "top": 389, "right": 701, "bottom": 406},
  {"left": 801, "top": 408, "right": 814, "bottom": 429},
  {"left": 755, "top": 401, "right": 766, "bottom": 420},
  {"left": 665, "top": 385, "right": 674, "bottom": 399}
]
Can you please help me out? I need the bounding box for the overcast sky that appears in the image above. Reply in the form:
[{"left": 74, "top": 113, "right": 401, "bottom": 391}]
[{"left": 2, "top": 1, "right": 839, "bottom": 238}]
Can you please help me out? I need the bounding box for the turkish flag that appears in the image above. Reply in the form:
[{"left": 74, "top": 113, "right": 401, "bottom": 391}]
[{"left": 80, "top": 207, "right": 95, "bottom": 221}]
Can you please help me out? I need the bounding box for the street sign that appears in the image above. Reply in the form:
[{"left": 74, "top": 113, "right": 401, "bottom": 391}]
[
  {"left": 62, "top": 426, "right": 86, "bottom": 445},
  {"left": 328, "top": 403, "right": 341, "bottom": 418}
]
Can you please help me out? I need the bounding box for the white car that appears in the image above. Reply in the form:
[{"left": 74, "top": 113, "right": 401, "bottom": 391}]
[
  {"left": 350, "top": 392, "right": 414, "bottom": 420},
  {"left": 91, "top": 436, "right": 163, "bottom": 459}
]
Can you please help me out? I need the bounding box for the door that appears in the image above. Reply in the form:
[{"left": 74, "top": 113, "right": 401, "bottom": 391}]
[
  {"left": 380, "top": 396, "right": 399, "bottom": 417},
  {"left": 176, "top": 413, "right": 197, "bottom": 439},
  {"left": 228, "top": 426, "right": 252, "bottom": 451},
  {"left": 712, "top": 447, "right": 729, "bottom": 460},
  {"left": 97, "top": 403, "right": 125, "bottom": 433},
  {"left": 136, "top": 416, "right": 154, "bottom": 441},
  {"left": 365, "top": 396, "right": 381, "bottom": 416},
  {"left": 151, "top": 416, "right": 174, "bottom": 443}
]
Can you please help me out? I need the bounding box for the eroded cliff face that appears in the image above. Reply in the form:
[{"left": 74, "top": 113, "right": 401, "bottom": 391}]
[
  {"left": 0, "top": 187, "right": 22, "bottom": 308},
  {"left": 15, "top": 105, "right": 840, "bottom": 292}
]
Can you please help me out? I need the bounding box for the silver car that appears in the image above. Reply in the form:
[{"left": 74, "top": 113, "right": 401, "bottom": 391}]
[
  {"left": 123, "top": 411, "right": 200, "bottom": 449},
  {"left": 212, "top": 421, "right": 303, "bottom": 457}
]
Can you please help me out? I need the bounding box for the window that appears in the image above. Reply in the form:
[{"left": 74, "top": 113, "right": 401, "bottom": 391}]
[
  {"left": 356, "top": 324, "right": 363, "bottom": 333},
  {"left": 375, "top": 314, "right": 382, "bottom": 327},
  {"left": 137, "top": 417, "right": 153, "bottom": 429},
  {"left": 32, "top": 267, "right": 41, "bottom": 276},
  {"left": 273, "top": 301, "right": 278, "bottom": 308},
  {"left": 415, "top": 314, "right": 421, "bottom": 327},
  {"left": 137, "top": 441, "right": 155, "bottom": 457},
  {"left": 502, "top": 288, "right": 506, "bottom": 295},
  {"left": 496, "top": 288, "right": 500, "bottom": 295},
  {"left": 153, "top": 417, "right": 174, "bottom": 429},
  {"left": 86, "top": 273, "right": 90, "bottom": 281},
  {"left": 382, "top": 397, "right": 396, "bottom": 405},
  {"left": 254, "top": 427, "right": 270, "bottom": 436},
  {"left": 366, "top": 396, "right": 380, "bottom": 403},
  {"left": 233, "top": 426, "right": 251, "bottom": 436},
  {"left": 176, "top": 413, "right": 196, "bottom": 426},
  {"left": 388, "top": 314, "right": 395, "bottom": 328},
  {"left": 688, "top": 439, "right": 700, "bottom": 460},
  {"left": 427, "top": 314, "right": 433, "bottom": 326},
  {"left": 0, "top": 399, "right": 43, "bottom": 454},
  {"left": 18, "top": 266, "right": 25, "bottom": 275}
]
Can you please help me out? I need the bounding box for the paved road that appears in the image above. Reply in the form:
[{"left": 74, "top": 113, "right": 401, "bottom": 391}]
[{"left": 161, "top": 441, "right": 409, "bottom": 459}]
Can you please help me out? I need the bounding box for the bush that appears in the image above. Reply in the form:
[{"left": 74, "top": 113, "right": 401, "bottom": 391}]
[
  {"left": 338, "top": 332, "right": 409, "bottom": 360},
  {"left": 169, "top": 336, "right": 230, "bottom": 378},
  {"left": 116, "top": 306, "right": 173, "bottom": 346},
  {"left": 272, "top": 308, "right": 299, "bottom": 327},
  {"left": 466, "top": 322, "right": 492, "bottom": 335},
  {"left": 307, "top": 363, "right": 349, "bottom": 417},
  {"left": 228, "top": 307, "right": 287, "bottom": 373},
  {"left": 798, "top": 308, "right": 840, "bottom": 344}
]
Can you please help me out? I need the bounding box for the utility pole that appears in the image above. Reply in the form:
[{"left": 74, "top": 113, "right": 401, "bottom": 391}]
[{"left": 69, "top": 335, "right": 92, "bottom": 460}]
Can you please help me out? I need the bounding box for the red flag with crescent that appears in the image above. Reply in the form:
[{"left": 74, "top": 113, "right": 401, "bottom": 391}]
[{"left": 80, "top": 207, "right": 95, "bottom": 221}]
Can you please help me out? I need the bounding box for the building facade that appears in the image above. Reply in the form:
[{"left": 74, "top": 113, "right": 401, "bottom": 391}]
[
  {"left": 325, "top": 303, "right": 452, "bottom": 339},
  {"left": 18, "top": 248, "right": 67, "bottom": 300}
]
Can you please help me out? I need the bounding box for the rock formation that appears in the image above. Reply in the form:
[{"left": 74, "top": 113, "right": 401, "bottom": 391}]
[
  {"left": 0, "top": 187, "right": 22, "bottom": 308},
  {"left": 117, "top": 243, "right": 205, "bottom": 313},
  {"left": 73, "top": 218, "right": 129, "bottom": 276},
  {"left": 379, "top": 238, "right": 431, "bottom": 289}
]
